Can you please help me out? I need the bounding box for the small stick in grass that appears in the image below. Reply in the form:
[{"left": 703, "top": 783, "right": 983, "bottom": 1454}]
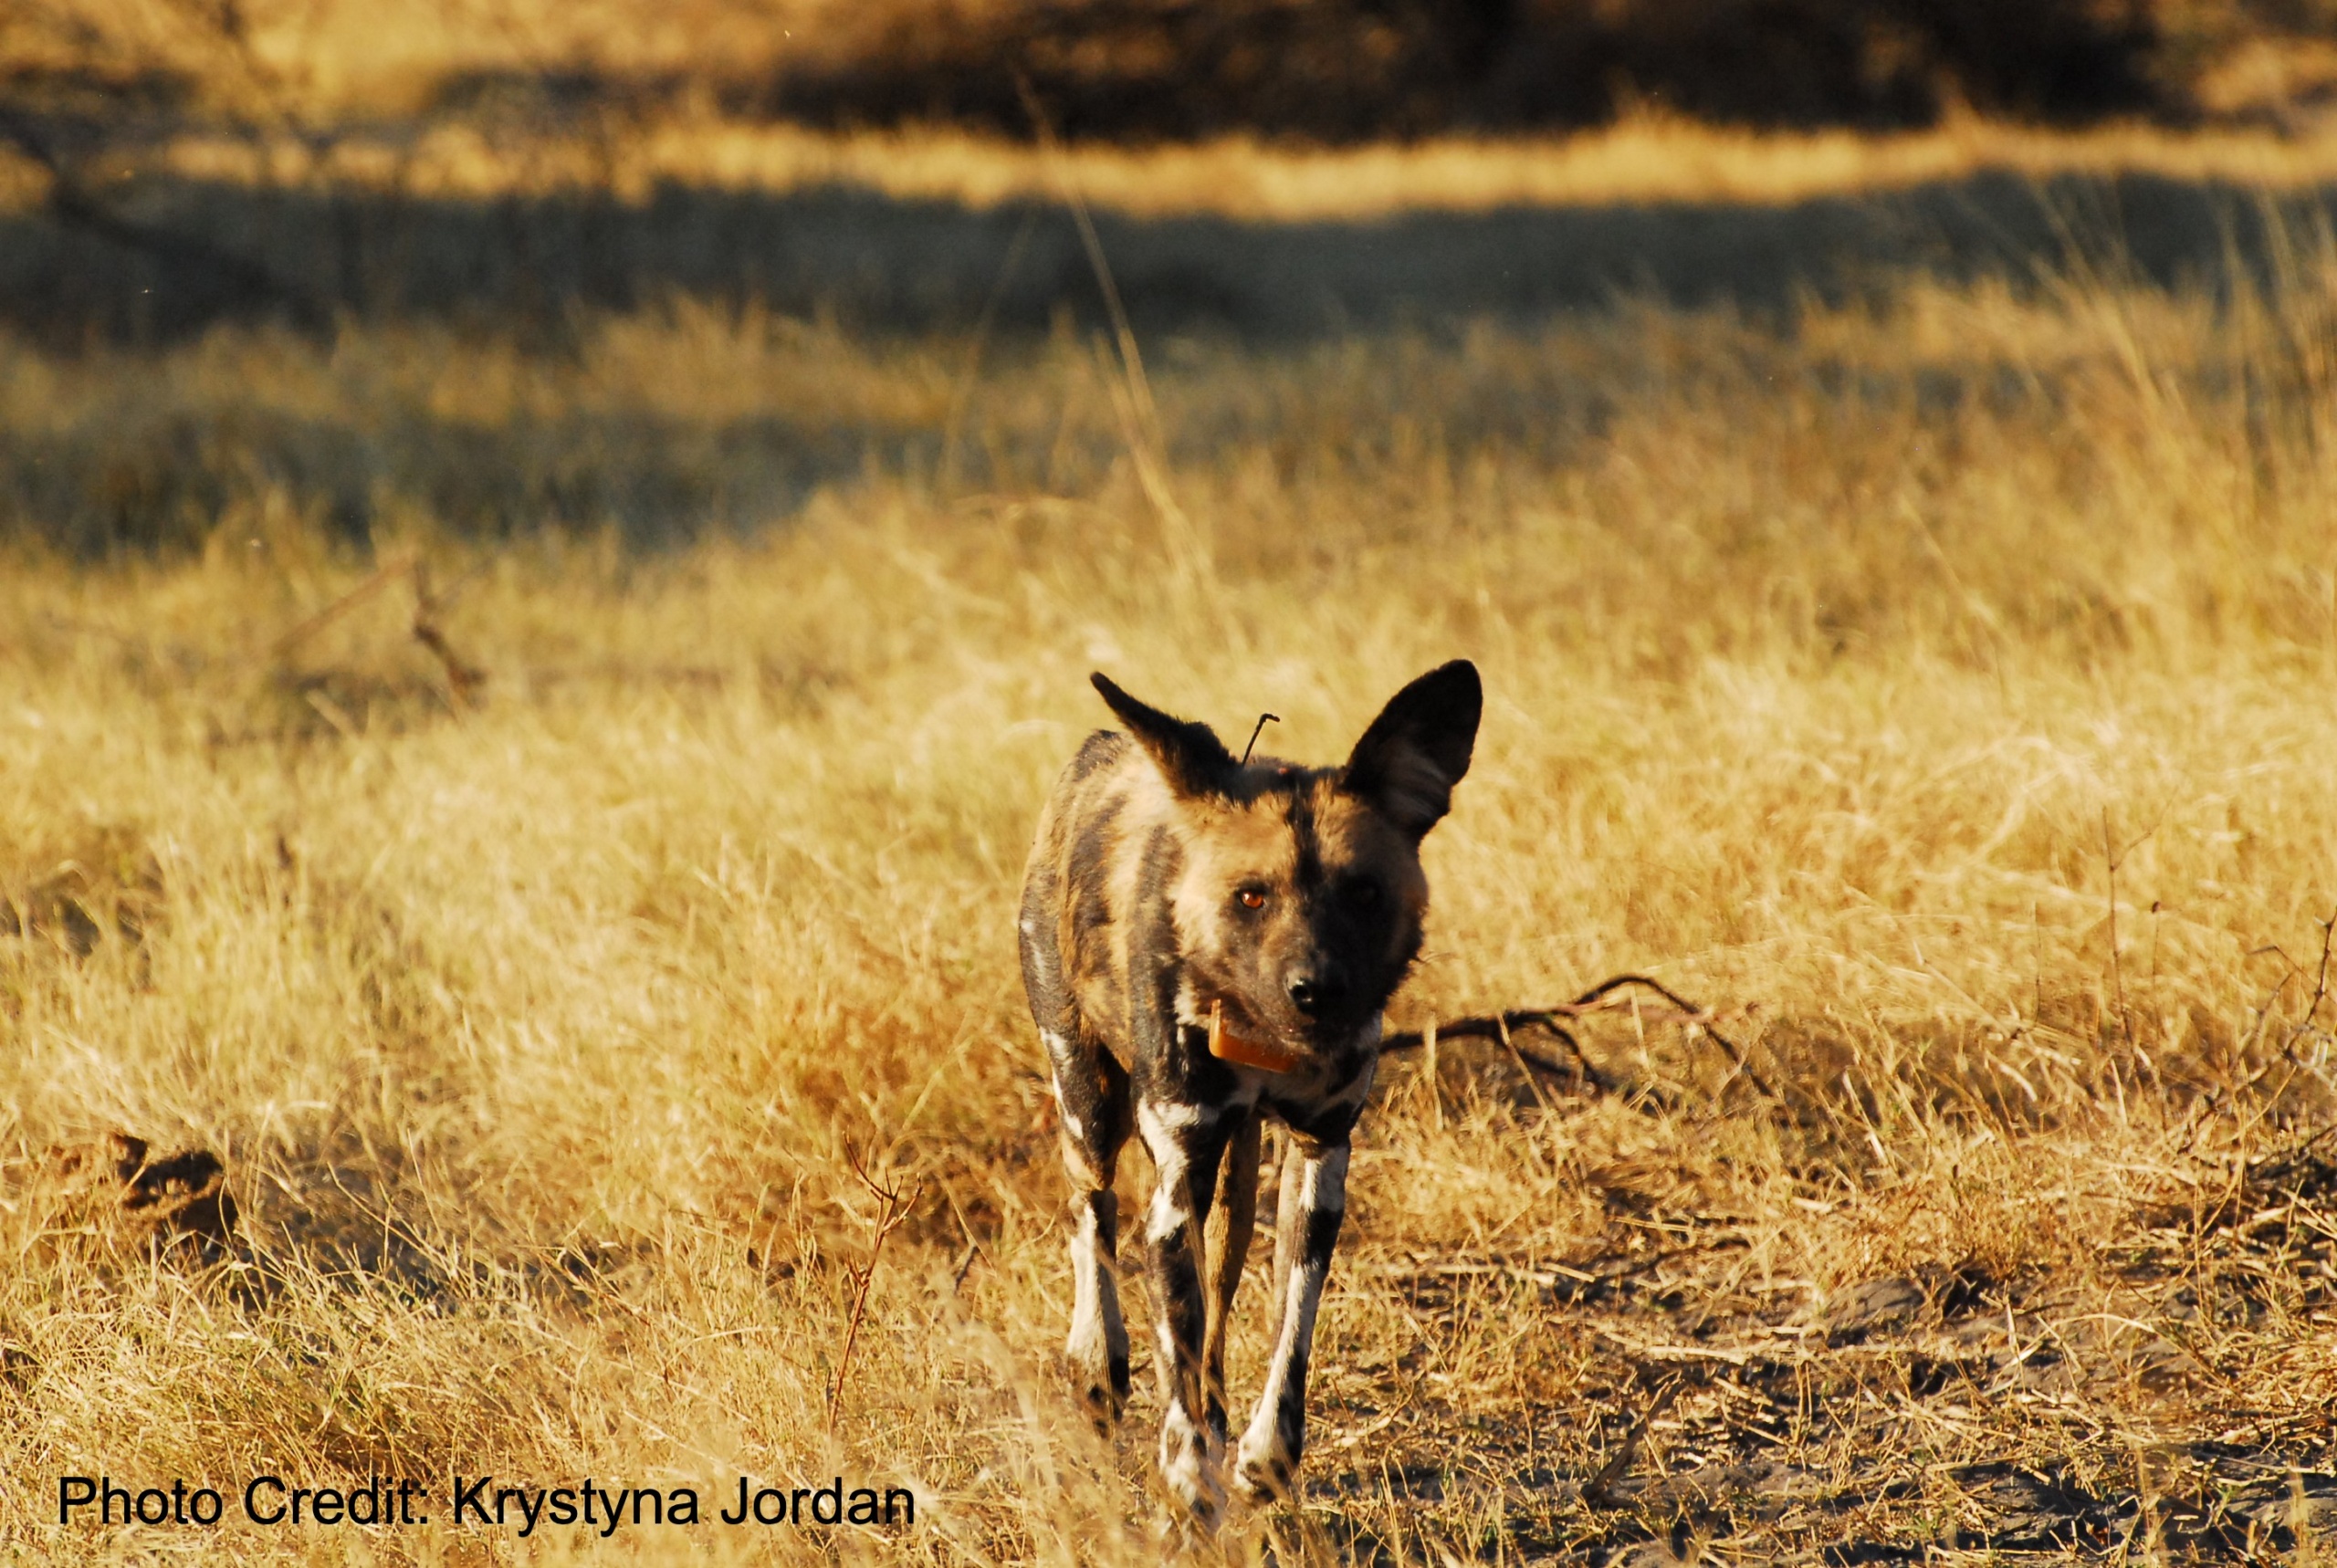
[
  {"left": 826, "top": 1144, "right": 922, "bottom": 1435},
  {"left": 2300, "top": 907, "right": 2337, "bottom": 1052},
  {"left": 1381, "top": 973, "right": 1771, "bottom": 1103},
  {"left": 411, "top": 564, "right": 487, "bottom": 709},
  {"left": 1583, "top": 1374, "right": 1684, "bottom": 1508},
  {"left": 2104, "top": 809, "right": 2133, "bottom": 1051},
  {"left": 269, "top": 554, "right": 416, "bottom": 658},
  {"left": 1495, "top": 1012, "right": 1557, "bottom": 1120}
]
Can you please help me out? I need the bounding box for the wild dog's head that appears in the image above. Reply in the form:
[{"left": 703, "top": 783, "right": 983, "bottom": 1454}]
[{"left": 1092, "top": 662, "right": 1481, "bottom": 1056}]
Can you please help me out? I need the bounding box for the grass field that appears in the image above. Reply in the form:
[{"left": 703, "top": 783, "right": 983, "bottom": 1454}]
[{"left": 7, "top": 114, "right": 2337, "bottom": 1563}]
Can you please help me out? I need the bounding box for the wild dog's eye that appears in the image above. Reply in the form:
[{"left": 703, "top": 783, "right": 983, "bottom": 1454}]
[
  {"left": 1346, "top": 879, "right": 1382, "bottom": 910},
  {"left": 1236, "top": 887, "right": 1268, "bottom": 911}
]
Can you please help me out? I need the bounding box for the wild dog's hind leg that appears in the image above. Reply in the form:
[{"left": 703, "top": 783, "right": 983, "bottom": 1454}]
[
  {"left": 1236, "top": 1135, "right": 1349, "bottom": 1503},
  {"left": 1200, "top": 1108, "right": 1260, "bottom": 1451},
  {"left": 1051, "top": 1034, "right": 1132, "bottom": 1428}
]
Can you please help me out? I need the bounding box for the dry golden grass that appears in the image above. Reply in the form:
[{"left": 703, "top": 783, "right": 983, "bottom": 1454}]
[
  {"left": 64, "top": 113, "right": 2337, "bottom": 220},
  {"left": 7, "top": 170, "right": 2337, "bottom": 1564}
]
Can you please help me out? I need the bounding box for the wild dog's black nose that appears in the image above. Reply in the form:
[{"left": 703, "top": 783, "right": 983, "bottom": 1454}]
[{"left": 1288, "top": 975, "right": 1338, "bottom": 1016}]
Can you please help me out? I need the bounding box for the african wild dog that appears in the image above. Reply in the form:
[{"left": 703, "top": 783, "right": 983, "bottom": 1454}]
[{"left": 1018, "top": 662, "right": 1481, "bottom": 1527}]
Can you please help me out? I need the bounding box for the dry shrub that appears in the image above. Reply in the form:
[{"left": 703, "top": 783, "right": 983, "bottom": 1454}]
[
  {"left": 1829, "top": 1141, "right": 2081, "bottom": 1290},
  {"left": 0, "top": 823, "right": 162, "bottom": 957}
]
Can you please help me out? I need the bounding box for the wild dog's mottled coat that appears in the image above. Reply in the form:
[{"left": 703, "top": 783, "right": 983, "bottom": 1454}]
[{"left": 1018, "top": 663, "right": 1481, "bottom": 1527}]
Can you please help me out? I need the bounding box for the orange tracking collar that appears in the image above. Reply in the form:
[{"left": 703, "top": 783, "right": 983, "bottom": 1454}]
[{"left": 1207, "top": 998, "right": 1304, "bottom": 1074}]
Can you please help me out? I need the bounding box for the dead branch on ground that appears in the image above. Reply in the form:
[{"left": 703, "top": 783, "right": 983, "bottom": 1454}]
[{"left": 1383, "top": 972, "right": 1770, "bottom": 1103}]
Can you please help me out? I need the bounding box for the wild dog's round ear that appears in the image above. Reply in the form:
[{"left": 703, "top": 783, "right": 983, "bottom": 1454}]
[
  {"left": 1091, "top": 673, "right": 1240, "bottom": 800},
  {"left": 1342, "top": 660, "right": 1482, "bottom": 837}
]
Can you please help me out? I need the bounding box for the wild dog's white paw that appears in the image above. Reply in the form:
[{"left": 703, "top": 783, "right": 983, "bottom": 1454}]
[
  {"left": 1234, "top": 1415, "right": 1297, "bottom": 1503},
  {"left": 1064, "top": 1314, "right": 1127, "bottom": 1429},
  {"left": 1065, "top": 1198, "right": 1128, "bottom": 1431},
  {"left": 1158, "top": 1402, "right": 1227, "bottom": 1530}
]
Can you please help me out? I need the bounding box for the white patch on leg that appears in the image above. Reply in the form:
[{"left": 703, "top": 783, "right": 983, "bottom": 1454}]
[
  {"left": 1237, "top": 1145, "right": 1348, "bottom": 1501},
  {"left": 1158, "top": 1395, "right": 1226, "bottom": 1527},
  {"left": 1145, "top": 1176, "right": 1193, "bottom": 1244},
  {"left": 1152, "top": 1309, "right": 1180, "bottom": 1396},
  {"left": 1066, "top": 1200, "right": 1106, "bottom": 1366},
  {"left": 1296, "top": 1145, "right": 1347, "bottom": 1215},
  {"left": 1235, "top": 1400, "right": 1299, "bottom": 1500},
  {"left": 1236, "top": 1258, "right": 1322, "bottom": 1499},
  {"left": 1138, "top": 1100, "right": 1203, "bottom": 1243},
  {"left": 1137, "top": 1099, "right": 1202, "bottom": 1139},
  {"left": 1066, "top": 1198, "right": 1125, "bottom": 1421}
]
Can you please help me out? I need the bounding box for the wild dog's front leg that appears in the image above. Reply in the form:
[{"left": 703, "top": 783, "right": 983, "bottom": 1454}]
[
  {"left": 1139, "top": 1097, "right": 1233, "bottom": 1529},
  {"left": 1049, "top": 1035, "right": 1132, "bottom": 1428},
  {"left": 1236, "top": 1136, "right": 1349, "bottom": 1503}
]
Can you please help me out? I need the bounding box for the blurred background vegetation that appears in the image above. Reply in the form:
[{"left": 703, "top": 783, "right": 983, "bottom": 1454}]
[
  {"left": 6, "top": 0, "right": 2337, "bottom": 555},
  {"left": 778, "top": 0, "right": 2335, "bottom": 137},
  {"left": 14, "top": 0, "right": 2337, "bottom": 141}
]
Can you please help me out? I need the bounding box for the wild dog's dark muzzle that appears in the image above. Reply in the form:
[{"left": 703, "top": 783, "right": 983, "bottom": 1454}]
[
  {"left": 1288, "top": 956, "right": 1378, "bottom": 1040},
  {"left": 1285, "top": 972, "right": 1336, "bottom": 1018}
]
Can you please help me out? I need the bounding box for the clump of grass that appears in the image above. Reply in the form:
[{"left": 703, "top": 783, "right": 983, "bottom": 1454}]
[{"left": 0, "top": 822, "right": 163, "bottom": 958}]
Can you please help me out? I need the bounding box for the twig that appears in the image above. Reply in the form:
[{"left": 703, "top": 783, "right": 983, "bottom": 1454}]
[
  {"left": 942, "top": 1183, "right": 989, "bottom": 1299},
  {"left": 2221, "top": 915, "right": 2337, "bottom": 1103},
  {"left": 1583, "top": 1374, "right": 1685, "bottom": 1508},
  {"left": 1389, "top": 1009, "right": 1606, "bottom": 1091},
  {"left": 269, "top": 558, "right": 487, "bottom": 711},
  {"left": 2245, "top": 1121, "right": 2337, "bottom": 1193},
  {"left": 1361, "top": 1239, "right": 1729, "bottom": 1293},
  {"left": 270, "top": 556, "right": 416, "bottom": 657},
  {"left": 826, "top": 1145, "right": 922, "bottom": 1434},
  {"left": 2300, "top": 908, "right": 2337, "bottom": 1048},
  {"left": 1495, "top": 1013, "right": 1559, "bottom": 1120},
  {"left": 410, "top": 564, "right": 487, "bottom": 709},
  {"left": 2104, "top": 810, "right": 2133, "bottom": 1050},
  {"left": 2033, "top": 902, "right": 2045, "bottom": 1026},
  {"left": 1381, "top": 973, "right": 1770, "bottom": 1102}
]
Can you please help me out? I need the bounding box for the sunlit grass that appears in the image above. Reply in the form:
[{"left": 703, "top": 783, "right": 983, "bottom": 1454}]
[
  {"left": 5, "top": 207, "right": 2337, "bottom": 1563},
  {"left": 66, "top": 113, "right": 2337, "bottom": 220}
]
